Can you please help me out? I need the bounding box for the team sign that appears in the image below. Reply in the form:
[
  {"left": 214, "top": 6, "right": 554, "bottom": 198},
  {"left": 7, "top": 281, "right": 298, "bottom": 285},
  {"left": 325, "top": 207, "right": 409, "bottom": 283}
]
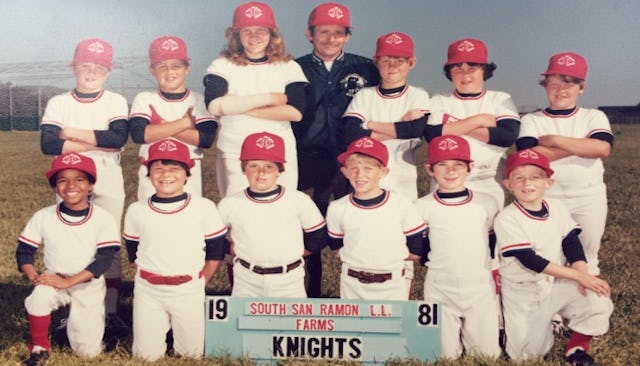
[{"left": 205, "top": 296, "right": 440, "bottom": 364}]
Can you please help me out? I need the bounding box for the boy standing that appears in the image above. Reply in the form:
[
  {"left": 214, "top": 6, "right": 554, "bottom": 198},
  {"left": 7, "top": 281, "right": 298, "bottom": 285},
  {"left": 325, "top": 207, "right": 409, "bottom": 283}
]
[
  {"left": 123, "top": 139, "right": 227, "bottom": 361},
  {"left": 217, "top": 132, "right": 327, "bottom": 298},
  {"left": 341, "top": 31, "right": 430, "bottom": 201},
  {"left": 129, "top": 35, "right": 217, "bottom": 200},
  {"left": 414, "top": 135, "right": 501, "bottom": 359},
  {"left": 495, "top": 149, "right": 613, "bottom": 365},
  {"left": 17, "top": 153, "right": 120, "bottom": 366},
  {"left": 39, "top": 38, "right": 129, "bottom": 338},
  {"left": 326, "top": 137, "right": 426, "bottom": 300}
]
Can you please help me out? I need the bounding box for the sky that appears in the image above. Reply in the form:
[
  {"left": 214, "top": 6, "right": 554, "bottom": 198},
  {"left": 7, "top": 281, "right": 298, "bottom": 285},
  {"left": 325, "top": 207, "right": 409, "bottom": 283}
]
[{"left": 1, "top": 0, "right": 639, "bottom": 111}]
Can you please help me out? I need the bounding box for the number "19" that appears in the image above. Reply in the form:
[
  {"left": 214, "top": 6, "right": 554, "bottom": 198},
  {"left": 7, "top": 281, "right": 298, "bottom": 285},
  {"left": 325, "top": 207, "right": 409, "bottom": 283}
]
[{"left": 208, "top": 298, "right": 228, "bottom": 321}]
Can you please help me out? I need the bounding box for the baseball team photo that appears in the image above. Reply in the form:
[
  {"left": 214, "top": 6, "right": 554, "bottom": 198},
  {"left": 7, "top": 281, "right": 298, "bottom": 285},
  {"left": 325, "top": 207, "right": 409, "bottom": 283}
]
[{"left": 0, "top": 1, "right": 639, "bottom": 365}]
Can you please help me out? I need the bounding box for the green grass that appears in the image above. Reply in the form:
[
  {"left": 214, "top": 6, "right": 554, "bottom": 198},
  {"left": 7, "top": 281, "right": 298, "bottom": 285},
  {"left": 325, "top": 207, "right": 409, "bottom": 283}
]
[{"left": 0, "top": 127, "right": 638, "bottom": 365}]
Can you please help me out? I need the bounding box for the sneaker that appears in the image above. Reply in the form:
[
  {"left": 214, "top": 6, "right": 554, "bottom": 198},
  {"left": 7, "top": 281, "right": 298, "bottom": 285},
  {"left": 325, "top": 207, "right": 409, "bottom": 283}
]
[
  {"left": 24, "top": 350, "right": 49, "bottom": 366},
  {"left": 565, "top": 349, "right": 598, "bottom": 366},
  {"left": 51, "top": 318, "right": 69, "bottom": 348},
  {"left": 104, "top": 314, "right": 130, "bottom": 339}
]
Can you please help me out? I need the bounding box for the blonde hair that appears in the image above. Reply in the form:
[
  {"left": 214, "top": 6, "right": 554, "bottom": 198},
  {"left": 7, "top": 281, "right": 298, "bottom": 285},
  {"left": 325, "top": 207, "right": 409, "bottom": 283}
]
[{"left": 221, "top": 27, "right": 292, "bottom": 66}]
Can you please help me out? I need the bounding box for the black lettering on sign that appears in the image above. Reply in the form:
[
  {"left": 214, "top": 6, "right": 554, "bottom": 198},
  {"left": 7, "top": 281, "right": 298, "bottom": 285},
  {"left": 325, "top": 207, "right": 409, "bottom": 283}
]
[
  {"left": 417, "top": 303, "right": 438, "bottom": 326},
  {"left": 271, "top": 335, "right": 362, "bottom": 360},
  {"left": 208, "top": 298, "right": 228, "bottom": 321}
]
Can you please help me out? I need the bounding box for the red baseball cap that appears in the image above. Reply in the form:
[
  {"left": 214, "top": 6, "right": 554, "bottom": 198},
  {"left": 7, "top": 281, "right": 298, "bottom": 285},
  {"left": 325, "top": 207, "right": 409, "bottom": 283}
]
[
  {"left": 505, "top": 149, "right": 554, "bottom": 178},
  {"left": 73, "top": 38, "right": 113, "bottom": 70},
  {"left": 427, "top": 135, "right": 473, "bottom": 165},
  {"left": 338, "top": 137, "right": 389, "bottom": 167},
  {"left": 240, "top": 132, "right": 286, "bottom": 163},
  {"left": 46, "top": 153, "right": 97, "bottom": 186},
  {"left": 375, "top": 32, "right": 414, "bottom": 58},
  {"left": 308, "top": 2, "right": 351, "bottom": 28},
  {"left": 233, "top": 1, "right": 276, "bottom": 29},
  {"left": 446, "top": 38, "right": 488, "bottom": 66},
  {"left": 149, "top": 36, "right": 191, "bottom": 66},
  {"left": 146, "top": 139, "right": 195, "bottom": 168},
  {"left": 541, "top": 52, "right": 587, "bottom": 80}
]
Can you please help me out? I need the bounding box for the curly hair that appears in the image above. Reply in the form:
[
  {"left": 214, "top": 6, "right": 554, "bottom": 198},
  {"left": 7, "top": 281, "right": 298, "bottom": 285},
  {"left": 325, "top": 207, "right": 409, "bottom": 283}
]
[
  {"left": 443, "top": 62, "right": 497, "bottom": 81},
  {"left": 221, "top": 27, "right": 292, "bottom": 66}
]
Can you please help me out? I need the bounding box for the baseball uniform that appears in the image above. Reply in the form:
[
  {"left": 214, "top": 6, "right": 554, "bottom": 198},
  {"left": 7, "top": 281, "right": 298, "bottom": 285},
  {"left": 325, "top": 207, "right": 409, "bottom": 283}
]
[
  {"left": 495, "top": 198, "right": 613, "bottom": 361},
  {"left": 204, "top": 57, "right": 308, "bottom": 198},
  {"left": 517, "top": 107, "right": 613, "bottom": 275},
  {"left": 218, "top": 186, "right": 326, "bottom": 298},
  {"left": 326, "top": 190, "right": 426, "bottom": 300},
  {"left": 129, "top": 90, "right": 217, "bottom": 200},
  {"left": 18, "top": 202, "right": 120, "bottom": 357},
  {"left": 415, "top": 189, "right": 501, "bottom": 359},
  {"left": 124, "top": 193, "right": 227, "bottom": 361}
]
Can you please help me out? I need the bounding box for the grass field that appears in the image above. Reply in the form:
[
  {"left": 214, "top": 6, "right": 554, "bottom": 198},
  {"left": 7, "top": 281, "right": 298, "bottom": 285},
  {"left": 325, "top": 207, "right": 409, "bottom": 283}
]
[{"left": 0, "top": 128, "right": 638, "bottom": 365}]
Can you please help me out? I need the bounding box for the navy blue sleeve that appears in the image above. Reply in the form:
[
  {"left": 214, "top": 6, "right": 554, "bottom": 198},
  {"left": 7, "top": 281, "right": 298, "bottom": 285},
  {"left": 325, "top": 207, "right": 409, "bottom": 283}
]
[
  {"left": 406, "top": 230, "right": 425, "bottom": 256},
  {"left": 16, "top": 241, "right": 37, "bottom": 271},
  {"left": 419, "top": 230, "right": 431, "bottom": 266},
  {"left": 94, "top": 118, "right": 129, "bottom": 148},
  {"left": 125, "top": 239, "right": 139, "bottom": 264},
  {"left": 328, "top": 237, "right": 344, "bottom": 251},
  {"left": 304, "top": 226, "right": 328, "bottom": 255},
  {"left": 285, "top": 82, "right": 308, "bottom": 116},
  {"left": 503, "top": 248, "right": 550, "bottom": 273},
  {"left": 40, "top": 124, "right": 64, "bottom": 155},
  {"left": 562, "top": 228, "right": 587, "bottom": 264},
  {"left": 516, "top": 136, "right": 538, "bottom": 150},
  {"left": 128, "top": 116, "right": 149, "bottom": 144},
  {"left": 203, "top": 74, "right": 228, "bottom": 109},
  {"left": 590, "top": 131, "right": 614, "bottom": 147},
  {"left": 487, "top": 118, "right": 520, "bottom": 147},
  {"left": 423, "top": 124, "right": 444, "bottom": 142},
  {"left": 205, "top": 236, "right": 228, "bottom": 261},
  {"left": 196, "top": 119, "right": 218, "bottom": 149},
  {"left": 85, "top": 247, "right": 119, "bottom": 278},
  {"left": 338, "top": 116, "right": 371, "bottom": 152},
  {"left": 489, "top": 231, "right": 497, "bottom": 259},
  {"left": 395, "top": 114, "right": 429, "bottom": 139}
]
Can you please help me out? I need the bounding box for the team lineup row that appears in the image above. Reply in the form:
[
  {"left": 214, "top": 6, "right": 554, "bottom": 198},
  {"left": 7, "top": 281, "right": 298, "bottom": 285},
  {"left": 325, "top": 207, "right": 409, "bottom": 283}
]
[{"left": 17, "top": 1, "right": 613, "bottom": 366}]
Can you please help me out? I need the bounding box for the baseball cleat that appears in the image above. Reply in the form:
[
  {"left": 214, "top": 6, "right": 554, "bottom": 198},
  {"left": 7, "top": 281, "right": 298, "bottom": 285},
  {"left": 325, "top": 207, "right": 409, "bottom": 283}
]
[
  {"left": 24, "top": 350, "right": 49, "bottom": 366},
  {"left": 565, "top": 349, "right": 598, "bottom": 366}
]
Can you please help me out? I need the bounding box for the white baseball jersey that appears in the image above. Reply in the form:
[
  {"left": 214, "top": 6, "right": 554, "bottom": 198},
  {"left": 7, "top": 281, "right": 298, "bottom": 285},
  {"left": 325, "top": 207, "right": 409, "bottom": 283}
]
[
  {"left": 19, "top": 203, "right": 120, "bottom": 276},
  {"left": 429, "top": 90, "right": 520, "bottom": 206},
  {"left": 343, "top": 85, "right": 430, "bottom": 200},
  {"left": 217, "top": 187, "right": 325, "bottom": 267},
  {"left": 123, "top": 194, "right": 227, "bottom": 275},
  {"left": 206, "top": 57, "right": 308, "bottom": 197},
  {"left": 20, "top": 203, "right": 119, "bottom": 357},
  {"left": 129, "top": 90, "right": 213, "bottom": 200},
  {"left": 518, "top": 108, "right": 611, "bottom": 275},
  {"left": 519, "top": 107, "right": 611, "bottom": 190},
  {"left": 42, "top": 90, "right": 128, "bottom": 279},
  {"left": 495, "top": 198, "right": 612, "bottom": 360},
  {"left": 415, "top": 190, "right": 500, "bottom": 359},
  {"left": 326, "top": 191, "right": 426, "bottom": 271}
]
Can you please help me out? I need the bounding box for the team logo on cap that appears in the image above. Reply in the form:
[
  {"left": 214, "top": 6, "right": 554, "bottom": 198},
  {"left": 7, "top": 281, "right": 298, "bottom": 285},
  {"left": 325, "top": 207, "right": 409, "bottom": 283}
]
[
  {"left": 438, "top": 137, "right": 459, "bottom": 151},
  {"left": 61, "top": 153, "right": 83, "bottom": 165},
  {"left": 385, "top": 33, "right": 404, "bottom": 45},
  {"left": 88, "top": 41, "right": 105, "bottom": 54},
  {"left": 327, "top": 6, "right": 344, "bottom": 19},
  {"left": 556, "top": 54, "right": 576, "bottom": 67},
  {"left": 255, "top": 135, "right": 275, "bottom": 150},
  {"left": 355, "top": 137, "right": 375, "bottom": 149},
  {"left": 158, "top": 140, "right": 178, "bottom": 152},
  {"left": 162, "top": 38, "right": 179, "bottom": 51},
  {"left": 457, "top": 40, "right": 475, "bottom": 53},
  {"left": 518, "top": 149, "right": 540, "bottom": 159},
  {"left": 244, "top": 5, "right": 263, "bottom": 19}
]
